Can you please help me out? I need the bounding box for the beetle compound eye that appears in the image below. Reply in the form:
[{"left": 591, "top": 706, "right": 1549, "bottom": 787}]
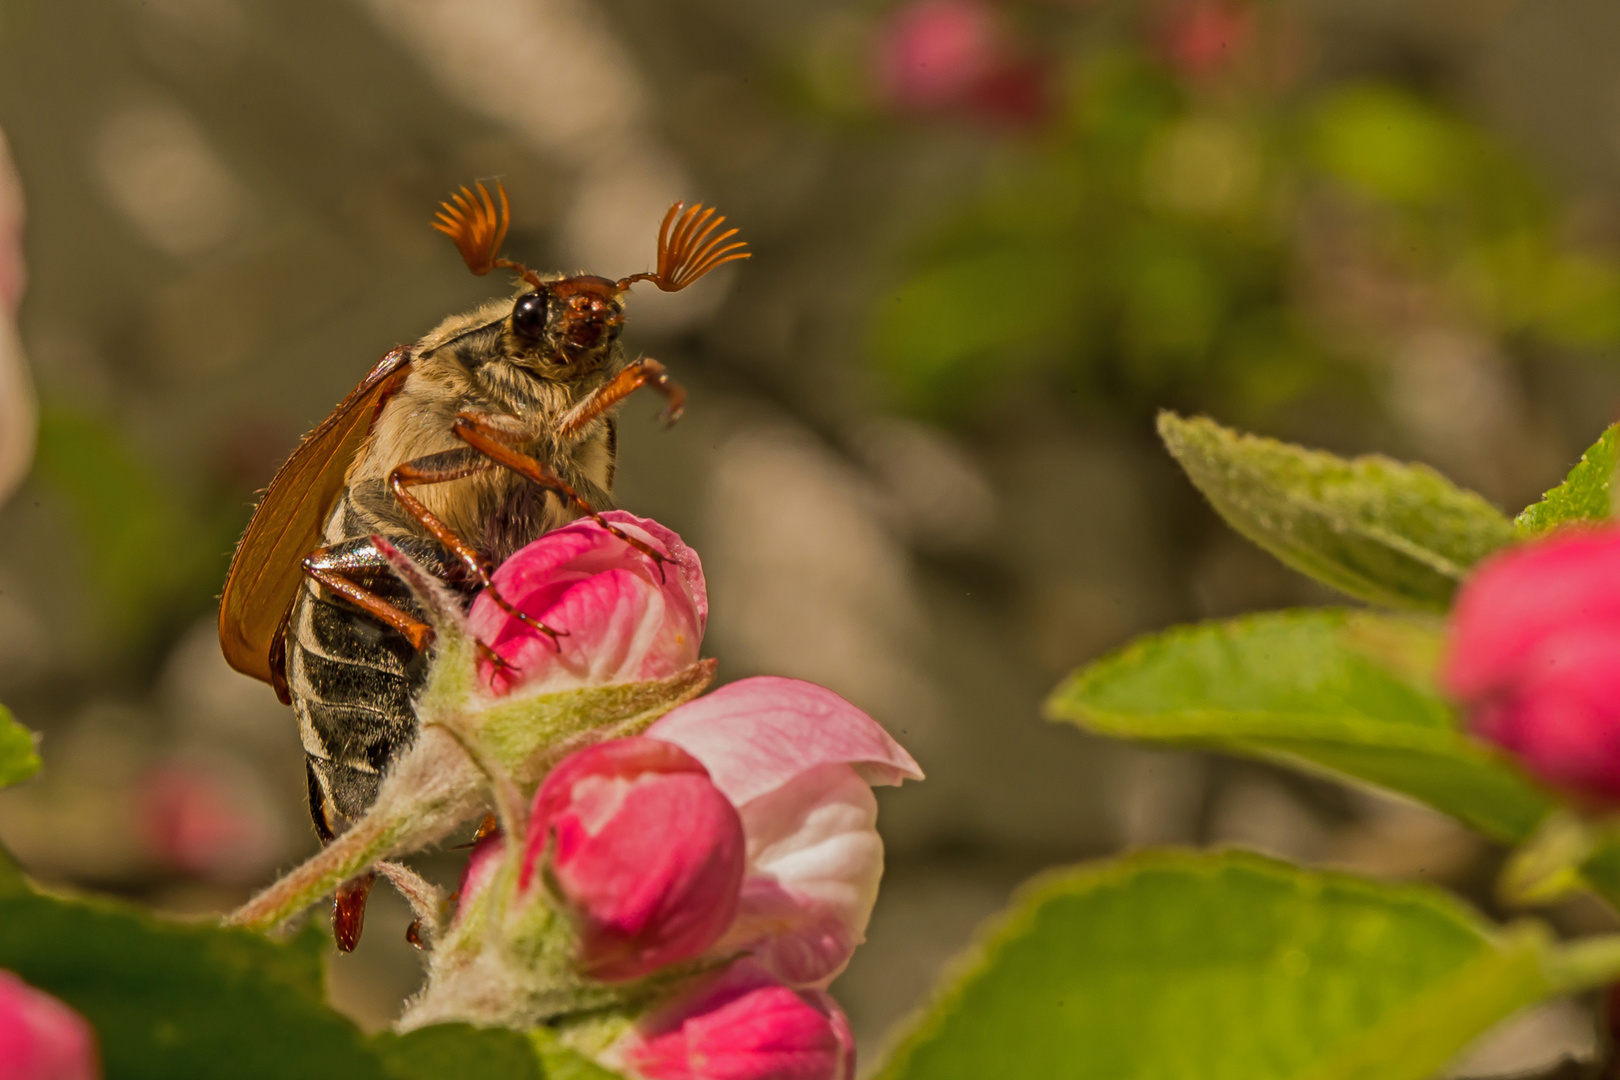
[{"left": 511, "top": 291, "right": 550, "bottom": 339}]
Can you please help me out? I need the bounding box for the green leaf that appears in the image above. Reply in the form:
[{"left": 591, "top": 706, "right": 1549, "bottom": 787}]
[
  {"left": 0, "top": 886, "right": 390, "bottom": 1080},
  {"left": 529, "top": 1028, "right": 627, "bottom": 1079},
  {"left": 1516, "top": 422, "right": 1619, "bottom": 535},
  {"left": 1159, "top": 413, "right": 1517, "bottom": 611},
  {"left": 0, "top": 703, "right": 39, "bottom": 788},
  {"left": 1045, "top": 609, "right": 1552, "bottom": 843},
  {"left": 0, "top": 870, "right": 569, "bottom": 1079},
  {"left": 372, "top": 1026, "right": 544, "bottom": 1080},
  {"left": 874, "top": 850, "right": 1556, "bottom": 1080}
]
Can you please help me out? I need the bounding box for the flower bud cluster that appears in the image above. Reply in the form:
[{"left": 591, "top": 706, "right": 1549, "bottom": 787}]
[{"left": 398, "top": 512, "right": 922, "bottom": 1080}]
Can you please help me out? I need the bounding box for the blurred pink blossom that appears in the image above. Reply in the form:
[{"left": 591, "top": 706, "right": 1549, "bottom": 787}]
[
  {"left": 873, "top": 0, "right": 1049, "bottom": 125},
  {"left": 467, "top": 511, "right": 706, "bottom": 696},
  {"left": 617, "top": 959, "right": 854, "bottom": 1080},
  {"left": 519, "top": 737, "right": 745, "bottom": 982},
  {"left": 0, "top": 971, "right": 99, "bottom": 1080},
  {"left": 649, "top": 677, "right": 923, "bottom": 987},
  {"left": 1444, "top": 526, "right": 1620, "bottom": 807},
  {"left": 875, "top": 0, "right": 1000, "bottom": 111},
  {"left": 1159, "top": 0, "right": 1255, "bottom": 80},
  {"left": 134, "top": 760, "right": 278, "bottom": 882}
]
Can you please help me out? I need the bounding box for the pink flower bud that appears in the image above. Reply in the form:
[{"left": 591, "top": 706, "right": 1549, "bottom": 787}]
[
  {"left": 468, "top": 511, "right": 706, "bottom": 697},
  {"left": 133, "top": 760, "right": 279, "bottom": 883},
  {"left": 649, "top": 678, "right": 922, "bottom": 987},
  {"left": 523, "top": 737, "right": 745, "bottom": 981},
  {"left": 452, "top": 828, "right": 505, "bottom": 922},
  {"left": 874, "top": 0, "right": 1000, "bottom": 112},
  {"left": 1159, "top": 0, "right": 1255, "bottom": 80},
  {"left": 1444, "top": 526, "right": 1620, "bottom": 807},
  {"left": 621, "top": 960, "right": 853, "bottom": 1080},
  {"left": 0, "top": 971, "right": 99, "bottom": 1080},
  {"left": 873, "top": 0, "right": 1050, "bottom": 126}
]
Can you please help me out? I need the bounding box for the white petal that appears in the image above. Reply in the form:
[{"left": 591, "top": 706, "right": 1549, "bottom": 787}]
[{"left": 719, "top": 763, "right": 884, "bottom": 987}]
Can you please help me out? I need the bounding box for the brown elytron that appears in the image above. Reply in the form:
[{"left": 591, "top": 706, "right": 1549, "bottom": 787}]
[{"left": 217, "top": 181, "right": 747, "bottom": 948}]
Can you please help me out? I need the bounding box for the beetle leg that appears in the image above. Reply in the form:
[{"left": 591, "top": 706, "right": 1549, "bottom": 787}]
[
  {"left": 558, "top": 357, "right": 684, "bottom": 437},
  {"left": 301, "top": 548, "right": 436, "bottom": 652},
  {"left": 387, "top": 452, "right": 564, "bottom": 645},
  {"left": 333, "top": 871, "right": 378, "bottom": 953},
  {"left": 452, "top": 412, "right": 670, "bottom": 579}
]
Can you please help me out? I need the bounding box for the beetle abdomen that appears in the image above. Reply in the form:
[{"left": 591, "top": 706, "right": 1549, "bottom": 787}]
[{"left": 288, "top": 531, "right": 459, "bottom": 828}]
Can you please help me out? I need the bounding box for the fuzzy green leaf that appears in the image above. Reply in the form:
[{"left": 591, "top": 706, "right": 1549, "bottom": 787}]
[
  {"left": 372, "top": 1026, "right": 545, "bottom": 1080},
  {"left": 0, "top": 871, "right": 568, "bottom": 1078},
  {"left": 1159, "top": 413, "right": 1516, "bottom": 610},
  {"left": 875, "top": 851, "right": 1555, "bottom": 1080},
  {"left": 1046, "top": 609, "right": 1552, "bottom": 842},
  {"left": 1516, "top": 423, "right": 1620, "bottom": 535},
  {"left": 0, "top": 704, "right": 39, "bottom": 788},
  {"left": 0, "top": 886, "right": 390, "bottom": 1080}
]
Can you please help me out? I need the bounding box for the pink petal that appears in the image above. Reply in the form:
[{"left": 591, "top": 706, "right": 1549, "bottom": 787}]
[
  {"left": 647, "top": 678, "right": 923, "bottom": 806},
  {"left": 720, "top": 764, "right": 884, "bottom": 988},
  {"left": 1444, "top": 526, "right": 1620, "bottom": 700},
  {"left": 469, "top": 511, "right": 706, "bottom": 696},
  {"left": 0, "top": 971, "right": 99, "bottom": 1080},
  {"left": 524, "top": 738, "right": 745, "bottom": 982},
  {"left": 1470, "top": 628, "right": 1620, "bottom": 807},
  {"left": 623, "top": 960, "right": 852, "bottom": 1080}
]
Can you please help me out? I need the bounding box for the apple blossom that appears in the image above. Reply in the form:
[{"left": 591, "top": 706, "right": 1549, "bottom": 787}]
[
  {"left": 0, "top": 971, "right": 99, "bottom": 1080},
  {"left": 874, "top": 0, "right": 1001, "bottom": 112},
  {"left": 1159, "top": 0, "right": 1255, "bottom": 80},
  {"left": 616, "top": 960, "right": 854, "bottom": 1080},
  {"left": 521, "top": 737, "right": 745, "bottom": 981},
  {"left": 648, "top": 676, "right": 923, "bottom": 987},
  {"left": 468, "top": 511, "right": 706, "bottom": 697},
  {"left": 1444, "top": 526, "right": 1620, "bottom": 807}
]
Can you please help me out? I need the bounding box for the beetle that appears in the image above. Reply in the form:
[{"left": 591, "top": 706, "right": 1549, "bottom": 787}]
[{"left": 217, "top": 183, "right": 746, "bottom": 944}]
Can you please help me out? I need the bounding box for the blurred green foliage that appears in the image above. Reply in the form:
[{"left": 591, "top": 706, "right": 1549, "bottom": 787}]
[
  {"left": 31, "top": 405, "right": 242, "bottom": 651},
  {"left": 861, "top": 11, "right": 1620, "bottom": 427}
]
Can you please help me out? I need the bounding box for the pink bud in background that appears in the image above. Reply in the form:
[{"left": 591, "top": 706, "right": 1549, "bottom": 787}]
[
  {"left": 468, "top": 511, "right": 706, "bottom": 697},
  {"left": 134, "top": 760, "right": 279, "bottom": 882},
  {"left": 1159, "top": 0, "right": 1255, "bottom": 80},
  {"left": 0, "top": 971, "right": 99, "bottom": 1080},
  {"left": 649, "top": 677, "right": 923, "bottom": 987},
  {"left": 523, "top": 737, "right": 745, "bottom": 981},
  {"left": 621, "top": 960, "right": 854, "bottom": 1080},
  {"left": 873, "top": 0, "right": 1050, "bottom": 127},
  {"left": 1444, "top": 526, "right": 1620, "bottom": 807},
  {"left": 874, "top": 0, "right": 1001, "bottom": 112}
]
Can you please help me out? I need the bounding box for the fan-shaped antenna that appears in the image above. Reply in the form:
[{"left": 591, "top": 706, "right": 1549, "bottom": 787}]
[
  {"left": 618, "top": 202, "right": 750, "bottom": 292},
  {"left": 432, "top": 182, "right": 543, "bottom": 289}
]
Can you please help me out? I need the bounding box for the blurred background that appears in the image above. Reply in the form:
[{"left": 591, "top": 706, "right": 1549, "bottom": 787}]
[{"left": 1, "top": 0, "right": 1620, "bottom": 1072}]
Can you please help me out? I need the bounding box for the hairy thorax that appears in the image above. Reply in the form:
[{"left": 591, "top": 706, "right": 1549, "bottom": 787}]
[{"left": 342, "top": 297, "right": 621, "bottom": 564}]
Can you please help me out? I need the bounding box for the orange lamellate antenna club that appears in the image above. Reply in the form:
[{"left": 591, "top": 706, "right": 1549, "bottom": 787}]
[
  {"left": 435, "top": 183, "right": 749, "bottom": 295},
  {"left": 433, "top": 181, "right": 546, "bottom": 290},
  {"left": 620, "top": 202, "right": 751, "bottom": 293},
  {"left": 433, "top": 182, "right": 510, "bottom": 276}
]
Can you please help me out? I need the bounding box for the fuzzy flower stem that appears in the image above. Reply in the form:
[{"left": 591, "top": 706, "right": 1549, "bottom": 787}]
[{"left": 227, "top": 726, "right": 485, "bottom": 932}]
